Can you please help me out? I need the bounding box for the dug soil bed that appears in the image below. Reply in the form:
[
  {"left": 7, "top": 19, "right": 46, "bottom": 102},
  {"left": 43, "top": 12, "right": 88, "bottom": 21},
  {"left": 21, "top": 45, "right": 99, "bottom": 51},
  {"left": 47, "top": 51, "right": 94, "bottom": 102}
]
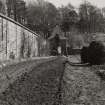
[{"left": 0, "top": 57, "right": 66, "bottom": 105}]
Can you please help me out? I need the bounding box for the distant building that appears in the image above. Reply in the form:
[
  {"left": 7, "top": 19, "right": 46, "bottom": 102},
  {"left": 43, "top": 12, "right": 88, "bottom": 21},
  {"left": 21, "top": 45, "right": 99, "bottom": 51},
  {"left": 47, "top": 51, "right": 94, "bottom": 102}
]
[
  {"left": 92, "top": 33, "right": 105, "bottom": 45},
  {"left": 6, "top": 0, "right": 26, "bottom": 24},
  {"left": 0, "top": 0, "right": 7, "bottom": 15},
  {"left": 0, "top": 0, "right": 26, "bottom": 24},
  {"left": 102, "top": 8, "right": 105, "bottom": 18}
]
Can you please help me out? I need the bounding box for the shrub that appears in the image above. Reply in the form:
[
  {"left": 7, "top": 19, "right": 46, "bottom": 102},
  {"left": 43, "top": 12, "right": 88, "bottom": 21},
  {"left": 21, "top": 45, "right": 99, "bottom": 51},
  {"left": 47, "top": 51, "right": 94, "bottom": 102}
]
[
  {"left": 81, "top": 46, "right": 89, "bottom": 63},
  {"left": 81, "top": 41, "right": 105, "bottom": 65},
  {"left": 88, "top": 41, "right": 105, "bottom": 65}
]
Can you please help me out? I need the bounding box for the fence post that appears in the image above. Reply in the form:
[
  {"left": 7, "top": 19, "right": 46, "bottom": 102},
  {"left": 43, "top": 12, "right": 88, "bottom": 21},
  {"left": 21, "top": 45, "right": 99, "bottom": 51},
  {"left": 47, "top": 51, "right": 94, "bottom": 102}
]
[
  {"left": 1, "top": 18, "right": 3, "bottom": 60},
  {"left": 6, "top": 20, "right": 8, "bottom": 59},
  {"left": 16, "top": 24, "right": 17, "bottom": 57}
]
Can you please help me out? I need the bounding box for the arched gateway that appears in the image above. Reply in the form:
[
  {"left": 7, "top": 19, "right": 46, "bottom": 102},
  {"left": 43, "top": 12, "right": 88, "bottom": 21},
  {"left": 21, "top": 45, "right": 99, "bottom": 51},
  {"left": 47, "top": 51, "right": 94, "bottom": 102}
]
[{"left": 48, "top": 25, "right": 67, "bottom": 56}]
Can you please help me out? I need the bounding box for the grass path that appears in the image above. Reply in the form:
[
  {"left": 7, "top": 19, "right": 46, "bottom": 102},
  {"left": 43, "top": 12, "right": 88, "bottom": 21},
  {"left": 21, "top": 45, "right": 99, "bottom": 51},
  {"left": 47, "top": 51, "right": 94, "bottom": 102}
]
[{"left": 62, "top": 63, "right": 105, "bottom": 105}]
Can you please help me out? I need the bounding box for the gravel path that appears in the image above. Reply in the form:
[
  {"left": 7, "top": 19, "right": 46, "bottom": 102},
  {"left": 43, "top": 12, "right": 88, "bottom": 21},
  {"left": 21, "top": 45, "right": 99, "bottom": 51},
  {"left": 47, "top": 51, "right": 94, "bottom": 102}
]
[
  {"left": 0, "top": 57, "right": 66, "bottom": 105},
  {"left": 0, "top": 57, "right": 57, "bottom": 93}
]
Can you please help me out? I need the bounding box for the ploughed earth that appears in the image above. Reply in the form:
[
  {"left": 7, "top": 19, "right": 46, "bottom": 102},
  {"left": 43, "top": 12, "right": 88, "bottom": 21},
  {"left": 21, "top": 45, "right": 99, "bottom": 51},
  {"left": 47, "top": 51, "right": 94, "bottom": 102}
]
[{"left": 0, "top": 56, "right": 105, "bottom": 105}]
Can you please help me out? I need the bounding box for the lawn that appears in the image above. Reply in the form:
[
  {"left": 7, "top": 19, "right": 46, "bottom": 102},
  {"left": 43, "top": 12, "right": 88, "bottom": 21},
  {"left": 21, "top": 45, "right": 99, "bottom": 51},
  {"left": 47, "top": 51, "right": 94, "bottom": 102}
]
[{"left": 62, "top": 63, "right": 105, "bottom": 105}]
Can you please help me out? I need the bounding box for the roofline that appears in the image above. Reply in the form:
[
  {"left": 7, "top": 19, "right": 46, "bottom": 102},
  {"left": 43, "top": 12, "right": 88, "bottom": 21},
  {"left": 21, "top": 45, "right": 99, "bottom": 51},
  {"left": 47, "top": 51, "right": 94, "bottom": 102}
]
[{"left": 0, "top": 13, "right": 39, "bottom": 37}]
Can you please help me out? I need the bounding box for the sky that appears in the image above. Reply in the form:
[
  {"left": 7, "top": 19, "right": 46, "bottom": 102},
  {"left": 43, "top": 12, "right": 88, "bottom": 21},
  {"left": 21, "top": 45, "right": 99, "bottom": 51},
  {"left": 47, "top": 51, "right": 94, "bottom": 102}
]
[
  {"left": 25, "top": 0, "right": 105, "bottom": 8},
  {"left": 45, "top": 0, "right": 105, "bottom": 8}
]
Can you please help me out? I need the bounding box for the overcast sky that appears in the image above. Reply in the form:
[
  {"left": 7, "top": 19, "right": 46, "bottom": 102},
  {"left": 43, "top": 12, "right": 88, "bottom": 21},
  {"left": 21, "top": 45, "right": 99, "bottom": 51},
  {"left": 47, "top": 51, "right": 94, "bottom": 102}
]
[
  {"left": 44, "top": 0, "right": 105, "bottom": 8},
  {"left": 25, "top": 0, "right": 105, "bottom": 8}
]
